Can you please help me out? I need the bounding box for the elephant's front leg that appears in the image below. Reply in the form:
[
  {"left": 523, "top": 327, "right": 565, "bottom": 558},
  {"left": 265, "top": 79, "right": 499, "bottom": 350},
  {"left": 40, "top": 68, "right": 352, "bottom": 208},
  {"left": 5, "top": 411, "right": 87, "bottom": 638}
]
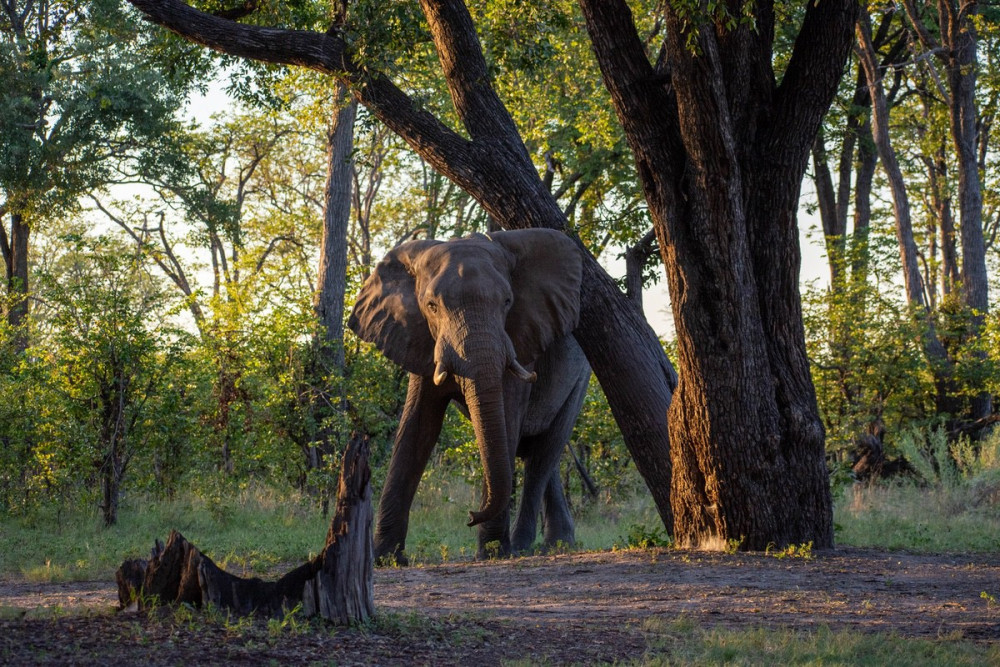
[
  {"left": 472, "top": 376, "right": 530, "bottom": 559},
  {"left": 374, "top": 373, "right": 453, "bottom": 565}
]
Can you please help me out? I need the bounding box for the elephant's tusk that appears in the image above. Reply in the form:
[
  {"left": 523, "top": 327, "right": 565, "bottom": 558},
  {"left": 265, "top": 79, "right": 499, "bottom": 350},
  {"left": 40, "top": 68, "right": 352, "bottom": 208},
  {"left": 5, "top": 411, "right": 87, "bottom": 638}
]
[
  {"left": 508, "top": 359, "right": 537, "bottom": 383},
  {"left": 433, "top": 361, "right": 450, "bottom": 386}
]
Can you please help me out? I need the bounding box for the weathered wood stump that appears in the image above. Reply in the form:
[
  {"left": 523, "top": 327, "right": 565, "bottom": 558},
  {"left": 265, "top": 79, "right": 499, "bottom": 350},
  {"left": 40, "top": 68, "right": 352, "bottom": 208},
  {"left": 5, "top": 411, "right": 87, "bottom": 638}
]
[{"left": 116, "top": 434, "right": 374, "bottom": 624}]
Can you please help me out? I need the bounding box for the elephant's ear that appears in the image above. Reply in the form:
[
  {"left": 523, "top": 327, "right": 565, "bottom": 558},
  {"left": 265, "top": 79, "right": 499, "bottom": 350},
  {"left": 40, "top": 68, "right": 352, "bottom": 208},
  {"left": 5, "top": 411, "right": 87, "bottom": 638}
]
[
  {"left": 348, "top": 240, "right": 441, "bottom": 377},
  {"left": 491, "top": 229, "right": 583, "bottom": 363}
]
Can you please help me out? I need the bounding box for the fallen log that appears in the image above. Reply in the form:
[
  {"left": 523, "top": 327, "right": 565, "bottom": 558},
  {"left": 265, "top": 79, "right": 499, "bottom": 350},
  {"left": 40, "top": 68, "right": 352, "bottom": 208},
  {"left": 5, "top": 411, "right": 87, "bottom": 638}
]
[{"left": 116, "top": 434, "right": 374, "bottom": 624}]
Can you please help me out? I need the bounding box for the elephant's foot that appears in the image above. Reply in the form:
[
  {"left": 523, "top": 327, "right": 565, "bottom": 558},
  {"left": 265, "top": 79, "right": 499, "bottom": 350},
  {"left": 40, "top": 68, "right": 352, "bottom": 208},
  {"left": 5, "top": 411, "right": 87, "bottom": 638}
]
[
  {"left": 542, "top": 521, "right": 575, "bottom": 551},
  {"left": 373, "top": 539, "right": 409, "bottom": 567},
  {"left": 475, "top": 534, "right": 512, "bottom": 560},
  {"left": 510, "top": 523, "right": 538, "bottom": 555}
]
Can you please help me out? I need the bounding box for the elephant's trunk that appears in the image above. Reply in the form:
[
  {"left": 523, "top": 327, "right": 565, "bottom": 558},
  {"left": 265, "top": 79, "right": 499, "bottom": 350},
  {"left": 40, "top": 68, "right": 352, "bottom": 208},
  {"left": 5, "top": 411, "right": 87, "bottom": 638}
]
[{"left": 463, "top": 372, "right": 512, "bottom": 527}]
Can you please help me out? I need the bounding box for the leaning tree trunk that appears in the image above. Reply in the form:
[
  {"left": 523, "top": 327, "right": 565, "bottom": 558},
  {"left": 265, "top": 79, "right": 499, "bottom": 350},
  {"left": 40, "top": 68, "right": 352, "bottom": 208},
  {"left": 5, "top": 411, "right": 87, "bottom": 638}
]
[
  {"left": 117, "top": 434, "right": 374, "bottom": 623},
  {"left": 124, "top": 0, "right": 677, "bottom": 536},
  {"left": 857, "top": 14, "right": 959, "bottom": 415}
]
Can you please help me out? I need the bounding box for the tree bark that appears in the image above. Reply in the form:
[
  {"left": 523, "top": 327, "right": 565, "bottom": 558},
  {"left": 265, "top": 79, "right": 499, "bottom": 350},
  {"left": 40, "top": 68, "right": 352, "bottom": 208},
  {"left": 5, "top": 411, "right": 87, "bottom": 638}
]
[
  {"left": 307, "top": 83, "right": 357, "bottom": 492},
  {"left": 856, "top": 17, "right": 931, "bottom": 314},
  {"left": 7, "top": 212, "right": 29, "bottom": 353},
  {"left": 624, "top": 229, "right": 657, "bottom": 314},
  {"left": 851, "top": 114, "right": 877, "bottom": 284},
  {"left": 117, "top": 434, "right": 374, "bottom": 623},
  {"left": 315, "top": 83, "right": 356, "bottom": 376},
  {"left": 124, "top": 0, "right": 677, "bottom": 533},
  {"left": 579, "top": 0, "right": 857, "bottom": 549},
  {"left": 943, "top": 0, "right": 991, "bottom": 420},
  {"left": 812, "top": 129, "right": 846, "bottom": 286}
]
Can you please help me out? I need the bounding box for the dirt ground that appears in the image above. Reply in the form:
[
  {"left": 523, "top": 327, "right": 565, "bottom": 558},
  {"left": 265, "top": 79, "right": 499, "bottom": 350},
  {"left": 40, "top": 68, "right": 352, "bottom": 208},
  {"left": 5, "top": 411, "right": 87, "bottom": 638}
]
[{"left": 2, "top": 546, "right": 999, "bottom": 664}]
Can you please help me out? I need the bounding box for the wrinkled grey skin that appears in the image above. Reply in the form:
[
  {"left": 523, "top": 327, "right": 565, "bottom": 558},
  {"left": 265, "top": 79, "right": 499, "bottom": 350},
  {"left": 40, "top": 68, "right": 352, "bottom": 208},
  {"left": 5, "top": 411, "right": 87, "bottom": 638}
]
[{"left": 349, "top": 229, "right": 590, "bottom": 562}]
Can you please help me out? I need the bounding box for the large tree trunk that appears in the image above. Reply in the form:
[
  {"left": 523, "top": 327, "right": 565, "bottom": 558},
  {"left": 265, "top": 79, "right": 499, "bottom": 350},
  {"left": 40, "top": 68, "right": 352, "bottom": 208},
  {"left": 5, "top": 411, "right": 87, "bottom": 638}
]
[
  {"left": 579, "top": 0, "right": 858, "bottom": 549},
  {"left": 117, "top": 434, "right": 374, "bottom": 623}
]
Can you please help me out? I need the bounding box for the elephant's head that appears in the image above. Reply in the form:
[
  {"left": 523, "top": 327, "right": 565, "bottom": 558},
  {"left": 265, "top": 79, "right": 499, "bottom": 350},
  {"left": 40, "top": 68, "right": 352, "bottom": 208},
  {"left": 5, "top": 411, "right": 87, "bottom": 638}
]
[{"left": 349, "top": 229, "right": 583, "bottom": 527}]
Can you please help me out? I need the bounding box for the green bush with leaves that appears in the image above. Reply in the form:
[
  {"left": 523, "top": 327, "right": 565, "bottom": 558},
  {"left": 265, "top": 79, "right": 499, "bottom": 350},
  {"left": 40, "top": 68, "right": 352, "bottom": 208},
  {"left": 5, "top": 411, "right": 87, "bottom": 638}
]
[
  {"left": 34, "top": 234, "right": 191, "bottom": 525},
  {"left": 802, "top": 252, "right": 937, "bottom": 458}
]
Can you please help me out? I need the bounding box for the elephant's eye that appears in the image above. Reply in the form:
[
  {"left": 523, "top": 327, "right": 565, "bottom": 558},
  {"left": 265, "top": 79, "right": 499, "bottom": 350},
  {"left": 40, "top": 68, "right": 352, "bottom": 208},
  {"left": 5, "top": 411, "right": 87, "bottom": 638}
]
[
  {"left": 426, "top": 301, "right": 438, "bottom": 313},
  {"left": 504, "top": 297, "right": 512, "bottom": 308}
]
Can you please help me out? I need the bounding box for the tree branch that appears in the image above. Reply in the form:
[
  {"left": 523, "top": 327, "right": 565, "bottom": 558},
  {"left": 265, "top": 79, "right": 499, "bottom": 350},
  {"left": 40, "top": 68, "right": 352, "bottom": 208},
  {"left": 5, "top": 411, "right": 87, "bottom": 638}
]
[
  {"left": 127, "top": 0, "right": 561, "bottom": 228},
  {"left": 254, "top": 235, "right": 303, "bottom": 275},
  {"left": 125, "top": 0, "right": 475, "bottom": 182},
  {"left": 769, "top": 0, "right": 859, "bottom": 171},
  {"left": 577, "top": 0, "right": 684, "bottom": 207},
  {"left": 90, "top": 198, "right": 206, "bottom": 330},
  {"left": 418, "top": 0, "right": 528, "bottom": 149},
  {"left": 900, "top": 0, "right": 941, "bottom": 52}
]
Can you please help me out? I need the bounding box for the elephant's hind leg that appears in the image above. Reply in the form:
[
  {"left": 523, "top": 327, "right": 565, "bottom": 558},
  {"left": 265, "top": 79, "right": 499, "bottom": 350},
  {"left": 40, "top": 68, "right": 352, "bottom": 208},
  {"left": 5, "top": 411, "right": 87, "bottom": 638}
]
[
  {"left": 511, "top": 431, "right": 570, "bottom": 554},
  {"left": 541, "top": 468, "right": 574, "bottom": 548}
]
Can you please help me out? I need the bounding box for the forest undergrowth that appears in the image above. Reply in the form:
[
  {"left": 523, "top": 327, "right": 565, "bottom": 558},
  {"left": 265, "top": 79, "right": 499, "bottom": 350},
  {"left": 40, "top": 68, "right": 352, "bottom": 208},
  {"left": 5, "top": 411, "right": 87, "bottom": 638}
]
[{"left": 4, "top": 427, "right": 999, "bottom": 584}]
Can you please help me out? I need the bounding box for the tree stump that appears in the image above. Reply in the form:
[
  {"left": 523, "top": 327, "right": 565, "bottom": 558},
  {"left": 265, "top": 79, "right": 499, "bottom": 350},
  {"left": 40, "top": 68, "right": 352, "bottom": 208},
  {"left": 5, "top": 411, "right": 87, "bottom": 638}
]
[
  {"left": 116, "top": 434, "right": 374, "bottom": 624},
  {"left": 851, "top": 421, "right": 912, "bottom": 482}
]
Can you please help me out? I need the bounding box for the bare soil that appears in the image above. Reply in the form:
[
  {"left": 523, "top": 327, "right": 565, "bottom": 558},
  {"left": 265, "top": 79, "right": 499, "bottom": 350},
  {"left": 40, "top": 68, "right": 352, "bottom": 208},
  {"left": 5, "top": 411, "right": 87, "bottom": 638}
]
[{"left": 2, "top": 547, "right": 999, "bottom": 665}]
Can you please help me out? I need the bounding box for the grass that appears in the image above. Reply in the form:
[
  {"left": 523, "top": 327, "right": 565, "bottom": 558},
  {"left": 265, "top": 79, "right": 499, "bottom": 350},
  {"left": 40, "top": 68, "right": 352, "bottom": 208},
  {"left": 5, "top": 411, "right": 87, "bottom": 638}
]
[
  {"left": 0, "top": 484, "right": 330, "bottom": 581},
  {"left": 834, "top": 478, "right": 1000, "bottom": 552},
  {"left": 5, "top": 462, "right": 1000, "bottom": 582},
  {"left": 4, "top": 464, "right": 1000, "bottom": 664},
  {"left": 639, "top": 615, "right": 1000, "bottom": 666},
  {"left": 833, "top": 427, "right": 1000, "bottom": 553},
  {"left": 0, "top": 472, "right": 661, "bottom": 580},
  {"left": 401, "top": 470, "right": 664, "bottom": 563}
]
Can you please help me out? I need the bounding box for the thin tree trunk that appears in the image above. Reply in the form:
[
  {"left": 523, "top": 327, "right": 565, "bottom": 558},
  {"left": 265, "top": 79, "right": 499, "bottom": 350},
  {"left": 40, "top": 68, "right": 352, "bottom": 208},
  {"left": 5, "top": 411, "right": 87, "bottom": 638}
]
[
  {"left": 857, "top": 14, "right": 958, "bottom": 415},
  {"left": 857, "top": 18, "right": 930, "bottom": 313},
  {"left": 8, "top": 212, "right": 29, "bottom": 353},
  {"left": 903, "top": 0, "right": 992, "bottom": 419},
  {"left": 851, "top": 115, "right": 877, "bottom": 284},
  {"left": 812, "top": 130, "right": 847, "bottom": 286},
  {"left": 315, "top": 83, "right": 357, "bottom": 375},
  {"left": 944, "top": 0, "right": 991, "bottom": 419},
  {"left": 624, "top": 229, "right": 657, "bottom": 313},
  {"left": 924, "top": 142, "right": 958, "bottom": 300},
  {"left": 307, "top": 83, "right": 357, "bottom": 498},
  {"left": 938, "top": 160, "right": 960, "bottom": 296}
]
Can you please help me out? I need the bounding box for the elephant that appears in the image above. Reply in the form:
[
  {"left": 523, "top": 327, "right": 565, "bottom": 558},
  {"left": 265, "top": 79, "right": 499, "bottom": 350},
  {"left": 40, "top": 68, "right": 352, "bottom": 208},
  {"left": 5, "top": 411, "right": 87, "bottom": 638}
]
[{"left": 349, "top": 228, "right": 591, "bottom": 562}]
